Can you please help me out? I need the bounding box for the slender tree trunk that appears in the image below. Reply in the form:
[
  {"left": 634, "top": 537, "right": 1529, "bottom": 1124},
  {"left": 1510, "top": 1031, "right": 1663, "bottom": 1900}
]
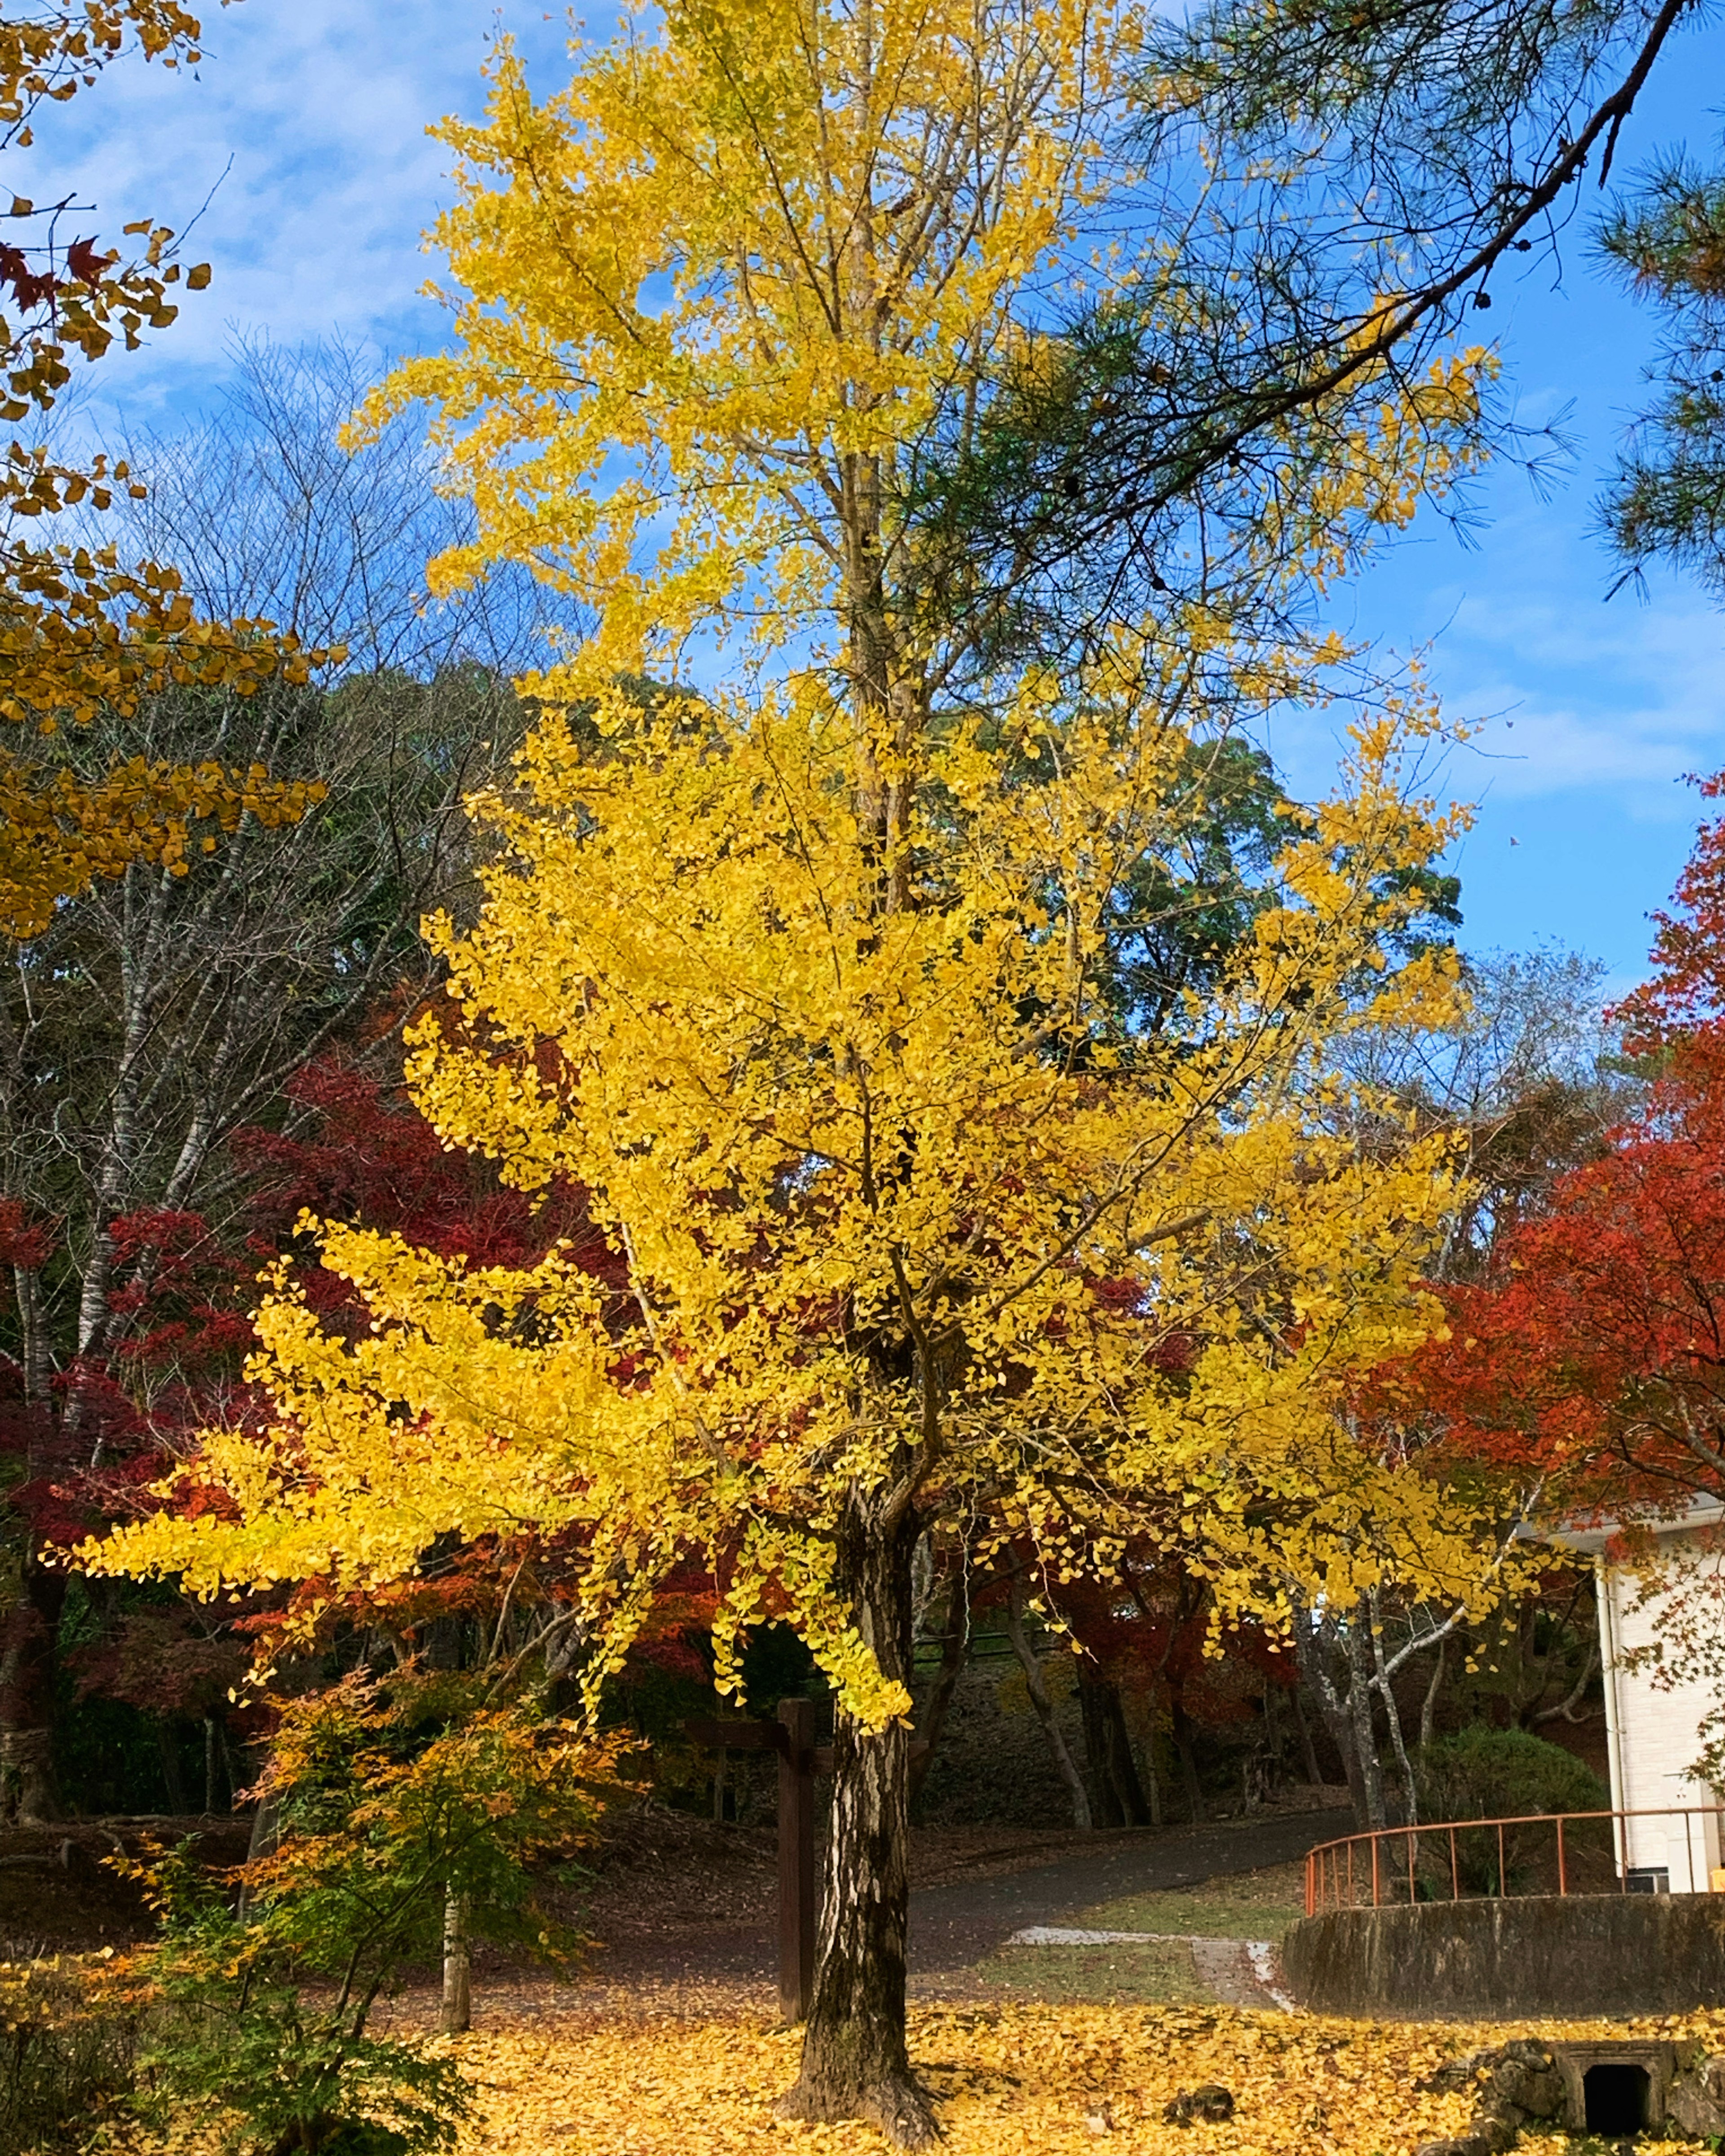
[
  {"left": 2, "top": 1551, "right": 71, "bottom": 1824},
  {"left": 237, "top": 1782, "right": 281, "bottom": 1922},
  {"left": 1079, "top": 1675, "right": 1150, "bottom": 1828},
  {"left": 1419, "top": 1637, "right": 1446, "bottom": 1753},
  {"left": 216, "top": 1717, "right": 237, "bottom": 1814},
  {"left": 1344, "top": 1617, "right": 1388, "bottom": 1829},
  {"left": 0, "top": 1548, "right": 66, "bottom": 1822},
  {"left": 1369, "top": 1595, "right": 1417, "bottom": 1826},
  {"left": 246, "top": 1784, "right": 281, "bottom": 1858},
  {"left": 441, "top": 1887, "right": 472, "bottom": 2035},
  {"left": 1004, "top": 1580, "right": 1091, "bottom": 1829},
  {"left": 1143, "top": 1705, "right": 1164, "bottom": 1828},
  {"left": 1292, "top": 1682, "right": 1324, "bottom": 1788},
  {"left": 909, "top": 1570, "right": 969, "bottom": 1804},
  {"left": 1108, "top": 1690, "right": 1150, "bottom": 1825},
  {"left": 0, "top": 1283, "right": 62, "bottom": 1824},
  {"left": 13, "top": 1260, "right": 48, "bottom": 1406},
  {"left": 782, "top": 1501, "right": 935, "bottom": 2148},
  {"left": 1080, "top": 1678, "right": 1123, "bottom": 1827},
  {"left": 1169, "top": 1696, "right": 1207, "bottom": 1823},
  {"left": 1292, "top": 1599, "right": 1372, "bottom": 1826}
]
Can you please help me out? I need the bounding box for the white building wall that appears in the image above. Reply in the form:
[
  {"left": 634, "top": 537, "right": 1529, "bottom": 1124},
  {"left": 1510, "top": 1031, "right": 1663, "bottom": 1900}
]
[{"left": 1599, "top": 1537, "right": 1725, "bottom": 1888}]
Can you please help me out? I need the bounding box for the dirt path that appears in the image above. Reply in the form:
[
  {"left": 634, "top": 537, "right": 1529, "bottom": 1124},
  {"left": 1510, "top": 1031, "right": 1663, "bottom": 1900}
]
[
  {"left": 906, "top": 1807, "right": 1333, "bottom": 1974},
  {"left": 582, "top": 1806, "right": 1341, "bottom": 1996}
]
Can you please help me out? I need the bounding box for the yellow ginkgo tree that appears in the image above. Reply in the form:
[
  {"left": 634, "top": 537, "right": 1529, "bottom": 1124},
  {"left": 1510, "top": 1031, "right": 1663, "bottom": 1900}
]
[{"left": 89, "top": 0, "right": 1503, "bottom": 2139}]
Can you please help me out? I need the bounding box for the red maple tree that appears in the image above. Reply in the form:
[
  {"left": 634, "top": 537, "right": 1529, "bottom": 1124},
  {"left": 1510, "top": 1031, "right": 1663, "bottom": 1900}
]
[{"left": 1391, "top": 768, "right": 1725, "bottom": 1519}]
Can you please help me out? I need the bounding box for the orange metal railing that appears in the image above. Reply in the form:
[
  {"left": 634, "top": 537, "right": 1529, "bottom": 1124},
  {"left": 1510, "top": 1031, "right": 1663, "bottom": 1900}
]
[{"left": 1304, "top": 1805, "right": 1725, "bottom": 1916}]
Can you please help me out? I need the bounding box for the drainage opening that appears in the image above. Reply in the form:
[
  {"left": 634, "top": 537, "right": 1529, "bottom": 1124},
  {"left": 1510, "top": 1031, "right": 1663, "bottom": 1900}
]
[{"left": 1583, "top": 2064, "right": 1650, "bottom": 2135}]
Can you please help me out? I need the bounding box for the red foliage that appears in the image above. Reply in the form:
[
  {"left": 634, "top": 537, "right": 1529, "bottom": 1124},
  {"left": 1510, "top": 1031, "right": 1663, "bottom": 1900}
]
[
  {"left": 0, "top": 1198, "right": 54, "bottom": 1272},
  {"left": 0, "top": 243, "right": 55, "bottom": 309},
  {"left": 1614, "top": 768, "right": 1725, "bottom": 1050},
  {"left": 148, "top": 1058, "right": 646, "bottom": 1679},
  {"left": 1372, "top": 776, "right": 1725, "bottom": 1516},
  {"left": 1392, "top": 1033, "right": 1725, "bottom": 1513},
  {"left": 4, "top": 1055, "right": 628, "bottom": 1693},
  {"left": 0, "top": 1203, "right": 262, "bottom": 1552},
  {"left": 64, "top": 236, "right": 111, "bottom": 286},
  {"left": 1048, "top": 1564, "right": 1294, "bottom": 1719},
  {"left": 234, "top": 1057, "right": 617, "bottom": 1272},
  {"left": 68, "top": 1601, "right": 249, "bottom": 1721}
]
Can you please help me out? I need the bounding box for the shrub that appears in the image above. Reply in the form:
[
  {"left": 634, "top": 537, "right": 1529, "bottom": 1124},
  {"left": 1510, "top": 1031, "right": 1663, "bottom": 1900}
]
[
  {"left": 1415, "top": 1727, "right": 1608, "bottom": 1824},
  {"left": 0, "top": 1956, "right": 142, "bottom": 2152},
  {"left": 133, "top": 1928, "right": 471, "bottom": 2156},
  {"left": 1414, "top": 1728, "right": 1610, "bottom": 1895},
  {"left": 123, "top": 1675, "right": 617, "bottom": 2154}
]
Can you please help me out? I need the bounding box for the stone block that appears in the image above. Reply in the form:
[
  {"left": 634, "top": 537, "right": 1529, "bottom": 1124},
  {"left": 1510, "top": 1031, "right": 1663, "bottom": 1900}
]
[
  {"left": 1283, "top": 1896, "right": 1725, "bottom": 2019},
  {"left": 1489, "top": 2053, "right": 1563, "bottom": 2119},
  {"left": 1668, "top": 2059, "right": 1725, "bottom": 2141},
  {"left": 1470, "top": 2103, "right": 1521, "bottom": 2151},
  {"left": 1163, "top": 2085, "right": 1234, "bottom": 2125}
]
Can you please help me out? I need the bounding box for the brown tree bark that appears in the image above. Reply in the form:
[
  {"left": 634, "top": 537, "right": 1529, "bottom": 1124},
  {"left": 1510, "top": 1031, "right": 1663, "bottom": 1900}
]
[
  {"left": 0, "top": 1328, "right": 64, "bottom": 1822},
  {"left": 1004, "top": 1578, "right": 1092, "bottom": 1829},
  {"left": 1079, "top": 1674, "right": 1150, "bottom": 1828},
  {"left": 1292, "top": 1681, "right": 1326, "bottom": 1786},
  {"left": 0, "top": 1550, "right": 65, "bottom": 1820},
  {"left": 781, "top": 1500, "right": 937, "bottom": 2148},
  {"left": 1169, "top": 1695, "right": 1207, "bottom": 1824},
  {"left": 0, "top": 1268, "right": 62, "bottom": 1822},
  {"left": 909, "top": 1567, "right": 969, "bottom": 1804}
]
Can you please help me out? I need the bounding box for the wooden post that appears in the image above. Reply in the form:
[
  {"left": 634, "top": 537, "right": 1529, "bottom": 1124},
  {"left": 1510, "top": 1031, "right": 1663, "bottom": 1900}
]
[
  {"left": 441, "top": 1885, "right": 471, "bottom": 2034},
  {"left": 683, "top": 1701, "right": 822, "bottom": 2023},
  {"left": 777, "top": 1696, "right": 817, "bottom": 2023}
]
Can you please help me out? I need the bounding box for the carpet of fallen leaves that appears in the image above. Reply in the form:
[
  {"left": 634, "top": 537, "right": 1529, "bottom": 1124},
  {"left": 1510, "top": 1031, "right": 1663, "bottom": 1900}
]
[{"left": 439, "top": 2000, "right": 1725, "bottom": 2156}]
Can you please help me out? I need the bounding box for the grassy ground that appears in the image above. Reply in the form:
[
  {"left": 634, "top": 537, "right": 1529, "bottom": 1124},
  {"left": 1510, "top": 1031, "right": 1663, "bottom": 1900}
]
[
  {"left": 970, "top": 1859, "right": 1307, "bottom": 2005},
  {"left": 971, "top": 1936, "right": 1202, "bottom": 2004},
  {"left": 1079, "top": 1858, "right": 1308, "bottom": 1940}
]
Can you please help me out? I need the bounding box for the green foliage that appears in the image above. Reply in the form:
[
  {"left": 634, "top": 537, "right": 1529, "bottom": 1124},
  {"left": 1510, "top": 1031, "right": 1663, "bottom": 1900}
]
[
  {"left": 1096, "top": 736, "right": 1292, "bottom": 1044},
  {"left": 133, "top": 1910, "right": 470, "bottom": 2156},
  {"left": 249, "top": 1672, "right": 605, "bottom": 1974},
  {"left": 1413, "top": 1729, "right": 1609, "bottom": 1896},
  {"left": 0, "top": 1957, "right": 141, "bottom": 2153},
  {"left": 1415, "top": 1726, "right": 1607, "bottom": 1824},
  {"left": 1597, "top": 153, "right": 1725, "bottom": 599},
  {"left": 120, "top": 1676, "right": 615, "bottom": 2154}
]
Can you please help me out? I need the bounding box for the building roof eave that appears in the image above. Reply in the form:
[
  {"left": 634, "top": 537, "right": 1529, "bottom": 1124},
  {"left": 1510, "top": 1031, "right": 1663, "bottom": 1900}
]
[{"left": 1531, "top": 1495, "right": 1725, "bottom": 1558}]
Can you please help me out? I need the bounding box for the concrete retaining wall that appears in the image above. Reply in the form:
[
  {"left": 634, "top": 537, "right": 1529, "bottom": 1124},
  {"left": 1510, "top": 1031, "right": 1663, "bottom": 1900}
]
[{"left": 1283, "top": 1895, "right": 1725, "bottom": 2018}]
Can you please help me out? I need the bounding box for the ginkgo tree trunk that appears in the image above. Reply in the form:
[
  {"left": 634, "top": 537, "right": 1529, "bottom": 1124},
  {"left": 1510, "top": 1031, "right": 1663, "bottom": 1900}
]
[{"left": 88, "top": 1, "right": 1507, "bottom": 2141}]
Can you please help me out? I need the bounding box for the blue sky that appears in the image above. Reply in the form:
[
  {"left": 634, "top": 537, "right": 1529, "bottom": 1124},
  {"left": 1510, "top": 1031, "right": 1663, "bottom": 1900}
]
[
  {"left": 16, "top": 0, "right": 1725, "bottom": 988},
  {"left": 1309, "top": 30, "right": 1725, "bottom": 989}
]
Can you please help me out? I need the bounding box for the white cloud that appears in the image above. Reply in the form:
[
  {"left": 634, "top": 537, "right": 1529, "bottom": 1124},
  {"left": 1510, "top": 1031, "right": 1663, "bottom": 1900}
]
[
  {"left": 1411, "top": 582, "right": 1725, "bottom": 806},
  {"left": 5, "top": 0, "right": 590, "bottom": 420}
]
